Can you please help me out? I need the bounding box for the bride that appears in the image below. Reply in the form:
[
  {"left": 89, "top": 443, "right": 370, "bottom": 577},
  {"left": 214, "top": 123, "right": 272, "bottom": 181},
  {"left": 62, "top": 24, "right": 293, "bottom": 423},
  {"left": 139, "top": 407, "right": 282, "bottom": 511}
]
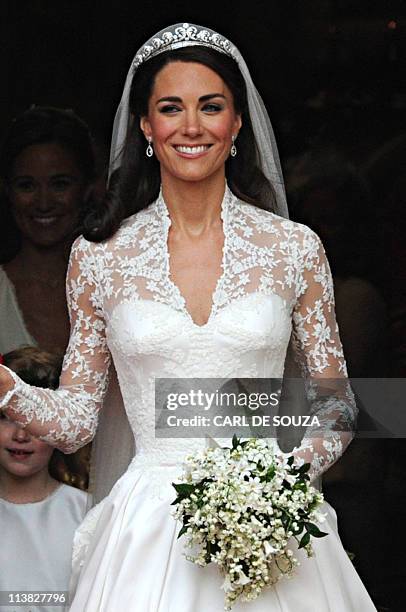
[{"left": 0, "top": 23, "right": 376, "bottom": 611}]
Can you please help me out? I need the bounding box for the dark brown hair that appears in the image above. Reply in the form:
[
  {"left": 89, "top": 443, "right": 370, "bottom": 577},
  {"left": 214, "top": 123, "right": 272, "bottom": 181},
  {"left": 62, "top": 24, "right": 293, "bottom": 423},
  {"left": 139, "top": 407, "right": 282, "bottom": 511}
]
[{"left": 3, "top": 347, "right": 62, "bottom": 389}]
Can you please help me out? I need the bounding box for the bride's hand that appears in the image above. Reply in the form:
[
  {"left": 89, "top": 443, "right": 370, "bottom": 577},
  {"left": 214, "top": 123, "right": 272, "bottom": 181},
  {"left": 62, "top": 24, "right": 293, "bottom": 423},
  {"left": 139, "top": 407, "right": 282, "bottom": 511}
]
[{"left": 0, "top": 365, "right": 14, "bottom": 398}]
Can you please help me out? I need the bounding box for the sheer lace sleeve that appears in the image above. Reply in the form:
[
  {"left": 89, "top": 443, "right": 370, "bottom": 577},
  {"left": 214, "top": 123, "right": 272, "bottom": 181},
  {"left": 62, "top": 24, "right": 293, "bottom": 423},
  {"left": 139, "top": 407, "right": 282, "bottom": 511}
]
[
  {"left": 289, "top": 228, "right": 356, "bottom": 480},
  {"left": 0, "top": 237, "right": 111, "bottom": 453}
]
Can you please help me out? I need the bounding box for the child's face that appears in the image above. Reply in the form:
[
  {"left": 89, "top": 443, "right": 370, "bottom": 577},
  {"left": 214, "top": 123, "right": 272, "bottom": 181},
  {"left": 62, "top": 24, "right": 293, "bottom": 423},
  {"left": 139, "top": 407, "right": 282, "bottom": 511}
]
[{"left": 0, "top": 414, "right": 54, "bottom": 479}]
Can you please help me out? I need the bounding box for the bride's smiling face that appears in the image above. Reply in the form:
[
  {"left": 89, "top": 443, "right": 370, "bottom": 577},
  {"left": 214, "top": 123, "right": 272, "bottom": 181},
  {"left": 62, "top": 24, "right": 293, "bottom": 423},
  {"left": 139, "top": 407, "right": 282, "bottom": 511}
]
[{"left": 140, "top": 61, "right": 241, "bottom": 184}]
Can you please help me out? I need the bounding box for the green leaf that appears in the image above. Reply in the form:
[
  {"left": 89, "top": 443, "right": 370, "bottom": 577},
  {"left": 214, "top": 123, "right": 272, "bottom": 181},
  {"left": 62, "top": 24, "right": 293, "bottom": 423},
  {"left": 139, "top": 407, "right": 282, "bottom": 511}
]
[
  {"left": 171, "top": 482, "right": 196, "bottom": 505},
  {"left": 305, "top": 522, "right": 328, "bottom": 538},
  {"left": 298, "top": 532, "right": 310, "bottom": 548},
  {"left": 298, "top": 463, "right": 311, "bottom": 474},
  {"left": 265, "top": 465, "right": 275, "bottom": 481},
  {"left": 281, "top": 513, "right": 290, "bottom": 529},
  {"left": 177, "top": 525, "right": 189, "bottom": 539},
  {"left": 232, "top": 434, "right": 239, "bottom": 449},
  {"left": 287, "top": 456, "right": 295, "bottom": 466},
  {"left": 172, "top": 483, "right": 195, "bottom": 495}
]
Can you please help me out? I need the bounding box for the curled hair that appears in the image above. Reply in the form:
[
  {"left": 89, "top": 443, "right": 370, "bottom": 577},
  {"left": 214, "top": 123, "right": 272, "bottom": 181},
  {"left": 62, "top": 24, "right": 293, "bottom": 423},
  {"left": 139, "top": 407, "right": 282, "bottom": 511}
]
[
  {"left": 84, "top": 46, "right": 276, "bottom": 241},
  {"left": 3, "top": 347, "right": 89, "bottom": 489},
  {"left": 0, "top": 106, "right": 96, "bottom": 263}
]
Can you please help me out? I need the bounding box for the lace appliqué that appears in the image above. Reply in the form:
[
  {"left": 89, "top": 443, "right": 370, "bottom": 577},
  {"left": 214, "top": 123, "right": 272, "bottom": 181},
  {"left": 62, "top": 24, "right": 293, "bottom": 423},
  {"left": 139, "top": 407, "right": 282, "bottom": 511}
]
[{"left": 0, "top": 186, "right": 355, "bottom": 481}]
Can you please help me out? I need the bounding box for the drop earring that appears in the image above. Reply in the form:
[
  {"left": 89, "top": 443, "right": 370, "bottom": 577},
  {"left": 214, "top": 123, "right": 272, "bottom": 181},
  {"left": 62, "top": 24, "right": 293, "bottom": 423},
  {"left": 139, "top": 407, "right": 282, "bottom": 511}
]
[
  {"left": 230, "top": 135, "right": 237, "bottom": 158},
  {"left": 146, "top": 137, "right": 154, "bottom": 158}
]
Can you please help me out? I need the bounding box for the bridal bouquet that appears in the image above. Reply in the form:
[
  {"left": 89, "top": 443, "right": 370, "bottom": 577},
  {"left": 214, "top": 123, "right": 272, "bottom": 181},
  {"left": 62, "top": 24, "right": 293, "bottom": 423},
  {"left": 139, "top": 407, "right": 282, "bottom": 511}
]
[{"left": 172, "top": 436, "right": 327, "bottom": 610}]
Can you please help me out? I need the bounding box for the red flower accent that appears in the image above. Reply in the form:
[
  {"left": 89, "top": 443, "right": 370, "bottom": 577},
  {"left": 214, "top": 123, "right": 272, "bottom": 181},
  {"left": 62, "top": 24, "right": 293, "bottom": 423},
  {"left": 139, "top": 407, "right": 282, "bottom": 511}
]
[{"left": 0, "top": 354, "right": 4, "bottom": 365}]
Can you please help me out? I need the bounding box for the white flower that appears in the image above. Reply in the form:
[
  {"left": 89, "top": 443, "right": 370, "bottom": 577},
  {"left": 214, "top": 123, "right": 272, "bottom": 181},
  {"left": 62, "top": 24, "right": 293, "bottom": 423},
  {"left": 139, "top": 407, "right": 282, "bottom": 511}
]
[
  {"left": 221, "top": 575, "right": 234, "bottom": 592},
  {"left": 236, "top": 570, "right": 251, "bottom": 585},
  {"left": 312, "top": 510, "right": 327, "bottom": 524},
  {"left": 173, "top": 437, "right": 325, "bottom": 609},
  {"left": 284, "top": 473, "right": 297, "bottom": 486},
  {"left": 263, "top": 540, "right": 278, "bottom": 556}
]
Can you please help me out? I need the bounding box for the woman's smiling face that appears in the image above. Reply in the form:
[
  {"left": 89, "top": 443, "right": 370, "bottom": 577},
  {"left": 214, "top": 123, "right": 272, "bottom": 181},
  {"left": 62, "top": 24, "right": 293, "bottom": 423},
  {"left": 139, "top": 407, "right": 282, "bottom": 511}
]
[
  {"left": 140, "top": 61, "right": 241, "bottom": 185},
  {"left": 8, "top": 142, "right": 88, "bottom": 249}
]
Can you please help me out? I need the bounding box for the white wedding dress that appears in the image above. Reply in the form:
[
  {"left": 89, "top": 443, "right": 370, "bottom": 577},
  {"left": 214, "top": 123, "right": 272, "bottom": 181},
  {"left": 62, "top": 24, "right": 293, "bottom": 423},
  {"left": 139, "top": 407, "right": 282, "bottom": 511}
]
[{"left": 0, "top": 188, "right": 376, "bottom": 611}]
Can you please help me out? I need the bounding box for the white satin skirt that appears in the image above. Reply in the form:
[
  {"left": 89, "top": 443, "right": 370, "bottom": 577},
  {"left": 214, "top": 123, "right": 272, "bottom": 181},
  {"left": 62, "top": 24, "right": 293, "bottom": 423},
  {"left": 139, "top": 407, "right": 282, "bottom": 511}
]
[{"left": 69, "top": 460, "right": 377, "bottom": 612}]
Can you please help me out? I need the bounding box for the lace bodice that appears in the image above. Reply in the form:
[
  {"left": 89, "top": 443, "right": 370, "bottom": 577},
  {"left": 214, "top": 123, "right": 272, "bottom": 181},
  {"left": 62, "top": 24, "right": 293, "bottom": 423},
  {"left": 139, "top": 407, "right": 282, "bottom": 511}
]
[{"left": 0, "top": 188, "right": 355, "bottom": 480}]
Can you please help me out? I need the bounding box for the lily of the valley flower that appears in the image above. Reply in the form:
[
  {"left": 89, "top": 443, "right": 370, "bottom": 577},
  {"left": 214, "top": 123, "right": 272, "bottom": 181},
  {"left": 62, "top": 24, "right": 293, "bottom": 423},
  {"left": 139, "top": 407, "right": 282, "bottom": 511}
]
[
  {"left": 236, "top": 570, "right": 251, "bottom": 586},
  {"left": 263, "top": 540, "right": 278, "bottom": 556},
  {"left": 172, "top": 437, "right": 326, "bottom": 610}
]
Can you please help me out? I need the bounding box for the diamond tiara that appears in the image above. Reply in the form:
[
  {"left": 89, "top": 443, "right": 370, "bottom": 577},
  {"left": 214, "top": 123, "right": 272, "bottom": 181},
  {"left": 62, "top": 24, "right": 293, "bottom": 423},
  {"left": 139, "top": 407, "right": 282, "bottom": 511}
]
[{"left": 132, "top": 23, "right": 237, "bottom": 70}]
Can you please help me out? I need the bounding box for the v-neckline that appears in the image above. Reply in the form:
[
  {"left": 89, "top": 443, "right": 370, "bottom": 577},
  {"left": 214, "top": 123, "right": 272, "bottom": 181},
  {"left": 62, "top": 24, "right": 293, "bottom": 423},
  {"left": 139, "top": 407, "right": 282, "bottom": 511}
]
[{"left": 157, "top": 186, "right": 234, "bottom": 329}]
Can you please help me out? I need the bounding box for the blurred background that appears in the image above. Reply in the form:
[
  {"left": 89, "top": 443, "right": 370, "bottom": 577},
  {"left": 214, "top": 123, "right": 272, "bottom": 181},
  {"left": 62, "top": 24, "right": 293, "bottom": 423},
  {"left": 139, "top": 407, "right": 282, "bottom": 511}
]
[
  {"left": 1, "top": 1, "right": 405, "bottom": 609},
  {"left": 2, "top": 1, "right": 405, "bottom": 162}
]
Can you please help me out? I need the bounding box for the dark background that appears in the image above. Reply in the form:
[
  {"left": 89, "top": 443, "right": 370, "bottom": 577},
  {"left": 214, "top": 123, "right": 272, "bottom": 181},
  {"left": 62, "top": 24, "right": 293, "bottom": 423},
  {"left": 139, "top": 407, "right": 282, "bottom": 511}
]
[
  {"left": 2, "top": 0, "right": 405, "bottom": 158},
  {"left": 2, "top": 1, "right": 405, "bottom": 610}
]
